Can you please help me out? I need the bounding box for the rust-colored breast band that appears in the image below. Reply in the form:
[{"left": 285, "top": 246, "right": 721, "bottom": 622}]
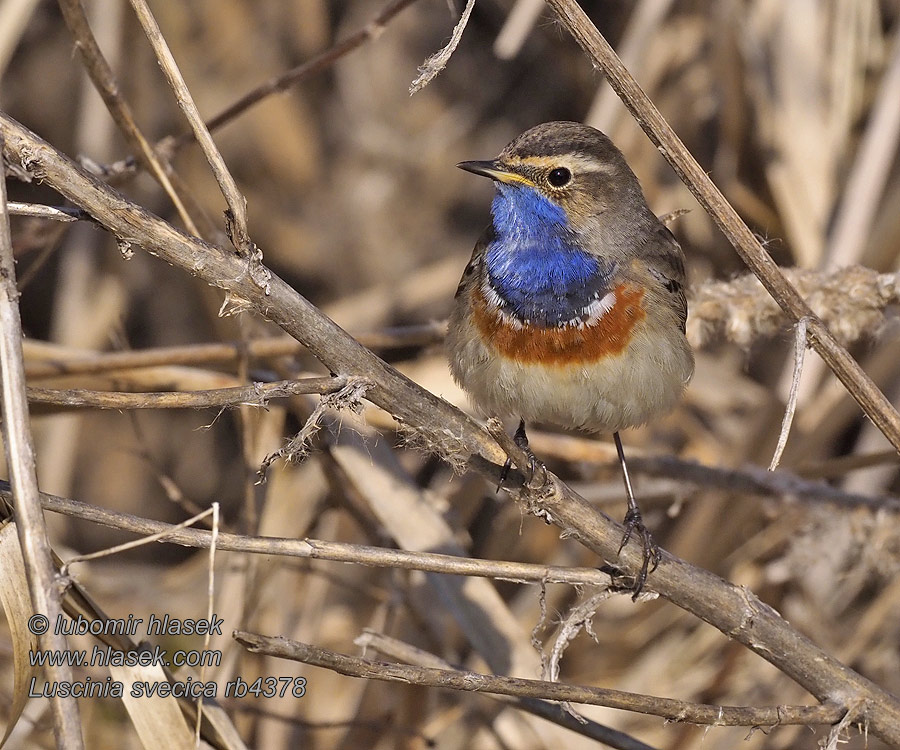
[{"left": 472, "top": 284, "right": 645, "bottom": 366}]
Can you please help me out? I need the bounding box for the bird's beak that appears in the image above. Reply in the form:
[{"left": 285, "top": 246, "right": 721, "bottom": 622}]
[{"left": 456, "top": 160, "right": 535, "bottom": 187}]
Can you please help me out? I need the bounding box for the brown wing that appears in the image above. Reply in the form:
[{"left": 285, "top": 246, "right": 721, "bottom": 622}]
[{"left": 644, "top": 225, "right": 689, "bottom": 334}]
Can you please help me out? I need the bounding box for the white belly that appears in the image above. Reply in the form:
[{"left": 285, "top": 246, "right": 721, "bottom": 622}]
[{"left": 447, "top": 319, "right": 693, "bottom": 433}]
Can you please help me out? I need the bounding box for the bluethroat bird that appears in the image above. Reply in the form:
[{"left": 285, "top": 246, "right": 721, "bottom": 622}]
[{"left": 447, "top": 121, "right": 694, "bottom": 595}]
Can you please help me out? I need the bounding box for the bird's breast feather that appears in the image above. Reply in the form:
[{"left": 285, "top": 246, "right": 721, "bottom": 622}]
[{"left": 471, "top": 282, "right": 646, "bottom": 365}]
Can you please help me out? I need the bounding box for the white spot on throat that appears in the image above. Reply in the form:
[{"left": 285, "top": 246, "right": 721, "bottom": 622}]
[{"left": 580, "top": 291, "right": 616, "bottom": 325}]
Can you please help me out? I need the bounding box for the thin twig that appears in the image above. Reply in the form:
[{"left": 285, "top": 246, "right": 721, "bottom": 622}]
[
  {"left": 56, "top": 0, "right": 199, "bottom": 234},
  {"left": 409, "top": 0, "right": 476, "bottom": 94},
  {"left": 196, "top": 501, "right": 219, "bottom": 744},
  {"left": 62, "top": 504, "right": 218, "bottom": 574},
  {"left": 127, "top": 0, "right": 252, "bottom": 256},
  {"left": 0, "top": 134, "right": 84, "bottom": 749},
  {"left": 7, "top": 202, "right": 84, "bottom": 222},
  {"left": 23, "top": 322, "right": 445, "bottom": 378},
  {"left": 527, "top": 432, "right": 900, "bottom": 510},
  {"left": 11, "top": 483, "right": 612, "bottom": 585},
  {"left": 358, "top": 630, "right": 660, "bottom": 750},
  {"left": 234, "top": 631, "right": 845, "bottom": 728},
  {"left": 25, "top": 376, "right": 349, "bottom": 410},
  {"left": 200, "top": 0, "right": 423, "bottom": 143},
  {"left": 18, "top": 264, "right": 899, "bottom": 380},
  {"left": 770, "top": 317, "right": 809, "bottom": 470},
  {"left": 96, "top": 0, "right": 425, "bottom": 176},
  {"left": 544, "top": 0, "right": 900, "bottom": 453}
]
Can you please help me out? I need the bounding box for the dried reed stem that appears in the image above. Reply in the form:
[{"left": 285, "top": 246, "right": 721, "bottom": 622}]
[
  {"left": 358, "top": 630, "right": 656, "bottom": 750},
  {"left": 56, "top": 0, "right": 199, "bottom": 234},
  {"left": 25, "top": 376, "right": 349, "bottom": 410},
  {"left": 127, "top": 0, "right": 251, "bottom": 254},
  {"left": 15, "top": 483, "right": 611, "bottom": 586},
  {"left": 0, "top": 134, "right": 84, "bottom": 749}
]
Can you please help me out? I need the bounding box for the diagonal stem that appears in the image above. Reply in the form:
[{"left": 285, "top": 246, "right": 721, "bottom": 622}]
[{"left": 544, "top": 0, "right": 900, "bottom": 454}]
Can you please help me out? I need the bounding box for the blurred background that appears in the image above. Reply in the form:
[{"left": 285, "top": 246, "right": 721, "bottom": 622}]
[{"left": 1, "top": 0, "right": 900, "bottom": 748}]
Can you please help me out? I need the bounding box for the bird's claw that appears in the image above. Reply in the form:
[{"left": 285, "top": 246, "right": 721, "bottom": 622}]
[
  {"left": 618, "top": 508, "right": 661, "bottom": 600},
  {"left": 497, "top": 457, "right": 513, "bottom": 492},
  {"left": 496, "top": 448, "right": 548, "bottom": 493},
  {"left": 525, "top": 456, "right": 549, "bottom": 490}
]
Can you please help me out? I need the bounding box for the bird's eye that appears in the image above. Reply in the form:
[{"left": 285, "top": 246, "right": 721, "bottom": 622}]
[{"left": 547, "top": 167, "right": 572, "bottom": 187}]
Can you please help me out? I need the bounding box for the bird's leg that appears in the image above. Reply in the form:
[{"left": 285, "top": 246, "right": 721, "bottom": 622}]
[
  {"left": 497, "top": 419, "right": 545, "bottom": 492},
  {"left": 613, "top": 431, "right": 661, "bottom": 598}
]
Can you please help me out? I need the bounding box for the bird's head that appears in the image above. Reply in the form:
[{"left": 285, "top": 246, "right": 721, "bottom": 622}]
[{"left": 457, "top": 121, "right": 647, "bottom": 233}]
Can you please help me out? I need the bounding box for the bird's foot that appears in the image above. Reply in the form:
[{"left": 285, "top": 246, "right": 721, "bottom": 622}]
[
  {"left": 495, "top": 419, "right": 548, "bottom": 492},
  {"left": 617, "top": 508, "right": 661, "bottom": 600},
  {"left": 497, "top": 445, "right": 547, "bottom": 492}
]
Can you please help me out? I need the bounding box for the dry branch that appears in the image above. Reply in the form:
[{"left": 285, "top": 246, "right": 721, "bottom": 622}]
[
  {"left": 127, "top": 0, "right": 252, "bottom": 255},
  {"left": 12, "top": 483, "right": 609, "bottom": 586},
  {"left": 3, "top": 111, "right": 900, "bottom": 744},
  {"left": 134, "top": 0, "right": 425, "bottom": 172},
  {"left": 57, "top": 0, "right": 198, "bottom": 234},
  {"left": 0, "top": 134, "right": 84, "bottom": 748},
  {"left": 25, "top": 376, "right": 349, "bottom": 410},
  {"left": 234, "top": 631, "right": 845, "bottom": 728},
  {"left": 357, "top": 630, "right": 659, "bottom": 750},
  {"left": 23, "top": 324, "right": 445, "bottom": 378},
  {"left": 7, "top": 201, "right": 84, "bottom": 221}
]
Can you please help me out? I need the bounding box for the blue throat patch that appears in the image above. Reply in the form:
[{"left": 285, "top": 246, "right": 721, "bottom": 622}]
[{"left": 486, "top": 184, "right": 612, "bottom": 326}]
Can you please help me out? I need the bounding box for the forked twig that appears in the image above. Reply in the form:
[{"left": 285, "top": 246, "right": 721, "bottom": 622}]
[
  {"left": 57, "top": 0, "right": 199, "bottom": 234},
  {"left": 127, "top": 0, "right": 252, "bottom": 256}
]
